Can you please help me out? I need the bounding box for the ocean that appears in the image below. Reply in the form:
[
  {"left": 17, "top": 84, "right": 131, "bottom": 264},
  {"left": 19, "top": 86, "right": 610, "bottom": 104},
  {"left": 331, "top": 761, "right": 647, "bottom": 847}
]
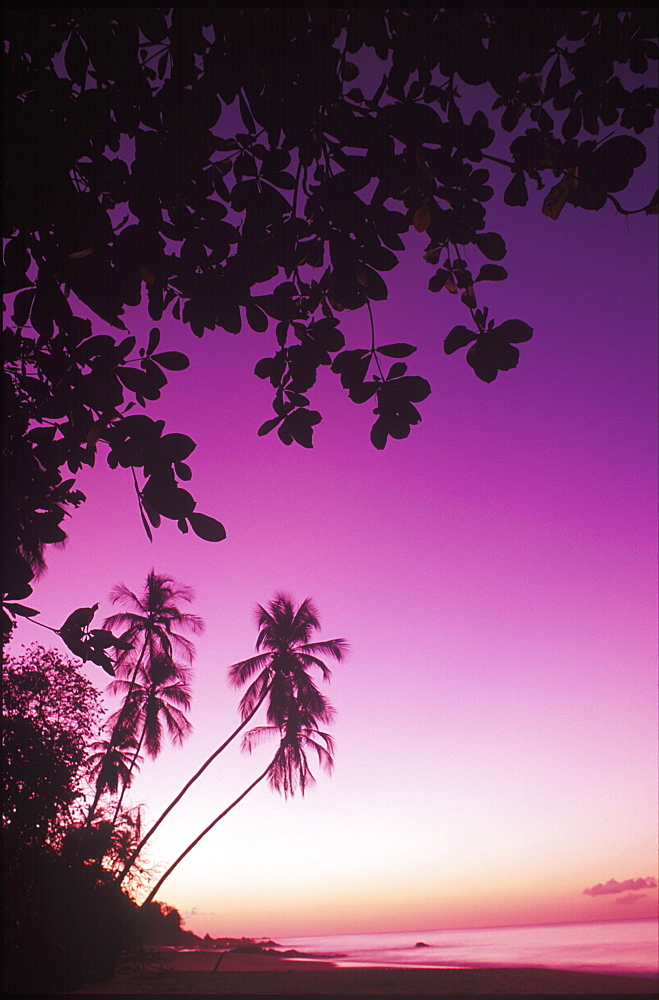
[{"left": 276, "top": 918, "right": 658, "bottom": 976}]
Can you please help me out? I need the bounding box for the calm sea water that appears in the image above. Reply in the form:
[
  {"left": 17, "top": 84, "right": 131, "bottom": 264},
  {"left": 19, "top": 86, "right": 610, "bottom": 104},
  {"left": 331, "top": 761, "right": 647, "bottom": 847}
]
[{"left": 277, "top": 919, "right": 658, "bottom": 976}]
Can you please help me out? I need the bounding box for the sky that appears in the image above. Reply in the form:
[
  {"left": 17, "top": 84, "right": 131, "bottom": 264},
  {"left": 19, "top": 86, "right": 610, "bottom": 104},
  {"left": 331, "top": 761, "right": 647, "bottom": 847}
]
[{"left": 8, "top": 109, "right": 658, "bottom": 940}]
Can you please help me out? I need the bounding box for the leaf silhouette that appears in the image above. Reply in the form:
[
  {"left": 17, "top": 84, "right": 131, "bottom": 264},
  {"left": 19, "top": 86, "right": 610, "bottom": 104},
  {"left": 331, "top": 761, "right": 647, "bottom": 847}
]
[
  {"left": 429, "top": 269, "right": 450, "bottom": 292},
  {"left": 64, "top": 30, "right": 88, "bottom": 84},
  {"left": 413, "top": 202, "right": 431, "bottom": 232},
  {"left": 258, "top": 416, "right": 283, "bottom": 436},
  {"left": 475, "top": 265, "right": 507, "bottom": 282},
  {"left": 151, "top": 352, "right": 190, "bottom": 371},
  {"left": 504, "top": 172, "right": 528, "bottom": 207},
  {"left": 542, "top": 174, "right": 574, "bottom": 219},
  {"left": 3, "top": 603, "right": 38, "bottom": 618},
  {"left": 377, "top": 344, "right": 417, "bottom": 358},
  {"left": 142, "top": 433, "right": 196, "bottom": 467},
  {"left": 146, "top": 327, "right": 161, "bottom": 355},
  {"left": 142, "top": 476, "right": 196, "bottom": 520},
  {"left": 475, "top": 232, "right": 506, "bottom": 261},
  {"left": 494, "top": 319, "right": 533, "bottom": 343},
  {"left": 444, "top": 326, "right": 478, "bottom": 355},
  {"left": 387, "top": 362, "right": 408, "bottom": 380},
  {"left": 188, "top": 512, "right": 227, "bottom": 542}
]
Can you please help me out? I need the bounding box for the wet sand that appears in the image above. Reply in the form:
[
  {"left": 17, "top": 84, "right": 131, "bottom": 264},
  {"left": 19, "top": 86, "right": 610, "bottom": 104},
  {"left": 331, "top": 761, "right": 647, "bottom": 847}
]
[{"left": 68, "top": 950, "right": 659, "bottom": 994}]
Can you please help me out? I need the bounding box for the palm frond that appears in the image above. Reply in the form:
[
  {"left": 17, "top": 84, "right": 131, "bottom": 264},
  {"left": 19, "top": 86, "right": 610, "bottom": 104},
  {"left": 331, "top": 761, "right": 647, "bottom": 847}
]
[
  {"left": 112, "top": 658, "right": 150, "bottom": 682},
  {"left": 160, "top": 703, "right": 193, "bottom": 744},
  {"left": 102, "top": 612, "right": 147, "bottom": 632},
  {"left": 108, "top": 584, "right": 143, "bottom": 611},
  {"left": 298, "top": 638, "right": 349, "bottom": 661},
  {"left": 106, "top": 677, "right": 147, "bottom": 698},
  {"left": 165, "top": 631, "right": 198, "bottom": 663},
  {"left": 264, "top": 672, "right": 297, "bottom": 727},
  {"left": 242, "top": 725, "right": 279, "bottom": 754},
  {"left": 237, "top": 672, "right": 271, "bottom": 721},
  {"left": 88, "top": 738, "right": 143, "bottom": 794},
  {"left": 268, "top": 740, "right": 315, "bottom": 797},
  {"left": 294, "top": 652, "right": 333, "bottom": 681},
  {"left": 102, "top": 571, "right": 198, "bottom": 767},
  {"left": 229, "top": 594, "right": 344, "bottom": 798},
  {"left": 144, "top": 707, "right": 163, "bottom": 757},
  {"left": 228, "top": 652, "right": 273, "bottom": 687},
  {"left": 292, "top": 596, "right": 321, "bottom": 633},
  {"left": 305, "top": 729, "right": 336, "bottom": 772},
  {"left": 292, "top": 675, "right": 336, "bottom": 725},
  {"left": 147, "top": 653, "right": 177, "bottom": 686},
  {"left": 159, "top": 680, "right": 192, "bottom": 710}
]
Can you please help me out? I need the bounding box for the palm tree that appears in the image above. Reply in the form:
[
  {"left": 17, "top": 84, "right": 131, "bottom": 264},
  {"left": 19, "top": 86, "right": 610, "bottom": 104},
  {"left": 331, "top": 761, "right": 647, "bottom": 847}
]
[
  {"left": 229, "top": 594, "right": 346, "bottom": 729},
  {"left": 106, "top": 657, "right": 193, "bottom": 822},
  {"left": 117, "top": 594, "right": 346, "bottom": 886},
  {"left": 86, "top": 571, "right": 202, "bottom": 829},
  {"left": 104, "top": 570, "right": 203, "bottom": 677},
  {"left": 111, "top": 659, "right": 192, "bottom": 758},
  {"left": 85, "top": 734, "right": 142, "bottom": 826}
]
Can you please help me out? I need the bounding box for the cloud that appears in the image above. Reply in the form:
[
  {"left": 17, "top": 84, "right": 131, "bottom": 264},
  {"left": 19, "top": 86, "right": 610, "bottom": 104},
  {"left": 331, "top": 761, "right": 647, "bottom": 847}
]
[
  {"left": 583, "top": 876, "right": 657, "bottom": 897},
  {"left": 613, "top": 893, "right": 648, "bottom": 905}
]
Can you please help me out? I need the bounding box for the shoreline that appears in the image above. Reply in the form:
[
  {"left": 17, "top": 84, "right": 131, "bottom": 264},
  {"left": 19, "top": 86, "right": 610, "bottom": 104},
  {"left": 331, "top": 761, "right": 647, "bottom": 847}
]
[{"left": 67, "top": 951, "right": 659, "bottom": 994}]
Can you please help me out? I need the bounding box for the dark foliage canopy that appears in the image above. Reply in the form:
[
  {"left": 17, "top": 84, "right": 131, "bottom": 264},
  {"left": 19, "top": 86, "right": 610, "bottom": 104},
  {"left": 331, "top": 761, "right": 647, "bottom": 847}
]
[
  {"left": 1, "top": 643, "right": 181, "bottom": 992},
  {"left": 3, "top": 9, "right": 657, "bottom": 626},
  {"left": 1, "top": 644, "right": 101, "bottom": 847}
]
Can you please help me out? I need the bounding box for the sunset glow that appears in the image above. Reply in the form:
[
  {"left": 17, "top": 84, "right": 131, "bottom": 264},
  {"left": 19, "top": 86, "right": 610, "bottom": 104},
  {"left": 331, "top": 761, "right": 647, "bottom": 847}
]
[{"left": 9, "top": 151, "right": 657, "bottom": 941}]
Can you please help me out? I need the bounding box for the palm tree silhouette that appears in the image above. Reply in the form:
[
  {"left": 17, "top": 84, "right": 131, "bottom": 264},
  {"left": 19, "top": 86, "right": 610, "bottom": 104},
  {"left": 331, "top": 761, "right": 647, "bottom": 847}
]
[
  {"left": 120, "top": 594, "right": 346, "bottom": 888},
  {"left": 229, "top": 594, "right": 346, "bottom": 729},
  {"left": 85, "top": 734, "right": 142, "bottom": 827},
  {"left": 87, "top": 571, "right": 202, "bottom": 829},
  {"left": 104, "top": 571, "right": 203, "bottom": 675},
  {"left": 110, "top": 656, "right": 192, "bottom": 758},
  {"left": 106, "top": 655, "right": 192, "bottom": 821}
]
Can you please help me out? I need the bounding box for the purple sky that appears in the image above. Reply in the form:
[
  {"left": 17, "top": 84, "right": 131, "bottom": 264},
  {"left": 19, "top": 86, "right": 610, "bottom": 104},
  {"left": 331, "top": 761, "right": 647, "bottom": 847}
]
[{"left": 10, "top": 125, "right": 658, "bottom": 938}]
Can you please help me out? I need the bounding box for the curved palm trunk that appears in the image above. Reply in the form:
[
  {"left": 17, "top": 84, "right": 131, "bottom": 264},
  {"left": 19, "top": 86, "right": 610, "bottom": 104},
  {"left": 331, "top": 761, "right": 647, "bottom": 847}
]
[
  {"left": 142, "top": 761, "right": 272, "bottom": 906},
  {"left": 115, "top": 683, "right": 271, "bottom": 886}
]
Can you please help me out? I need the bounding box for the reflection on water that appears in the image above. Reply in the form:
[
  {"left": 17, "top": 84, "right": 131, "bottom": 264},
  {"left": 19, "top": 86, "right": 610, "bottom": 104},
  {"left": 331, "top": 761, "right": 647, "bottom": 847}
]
[{"left": 278, "top": 919, "right": 658, "bottom": 975}]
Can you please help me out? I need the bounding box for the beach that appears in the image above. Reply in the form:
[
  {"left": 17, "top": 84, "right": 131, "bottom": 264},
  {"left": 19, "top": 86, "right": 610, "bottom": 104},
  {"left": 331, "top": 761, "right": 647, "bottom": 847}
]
[{"left": 67, "top": 950, "right": 659, "bottom": 995}]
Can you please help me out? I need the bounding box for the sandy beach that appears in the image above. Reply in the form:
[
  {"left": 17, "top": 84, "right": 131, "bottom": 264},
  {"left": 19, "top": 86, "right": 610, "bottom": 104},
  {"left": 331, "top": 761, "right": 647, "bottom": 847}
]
[{"left": 66, "top": 949, "right": 659, "bottom": 995}]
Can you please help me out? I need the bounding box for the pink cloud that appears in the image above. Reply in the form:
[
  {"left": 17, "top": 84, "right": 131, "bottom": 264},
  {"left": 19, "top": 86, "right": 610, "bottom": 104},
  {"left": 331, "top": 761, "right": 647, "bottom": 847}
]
[
  {"left": 613, "top": 893, "right": 648, "bottom": 905},
  {"left": 583, "top": 876, "right": 657, "bottom": 897}
]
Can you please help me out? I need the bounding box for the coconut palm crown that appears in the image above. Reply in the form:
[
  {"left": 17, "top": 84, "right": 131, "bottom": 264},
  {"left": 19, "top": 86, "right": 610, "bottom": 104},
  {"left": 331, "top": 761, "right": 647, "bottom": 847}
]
[
  {"left": 106, "top": 662, "right": 192, "bottom": 759},
  {"left": 228, "top": 593, "right": 347, "bottom": 730},
  {"left": 103, "top": 570, "right": 204, "bottom": 673}
]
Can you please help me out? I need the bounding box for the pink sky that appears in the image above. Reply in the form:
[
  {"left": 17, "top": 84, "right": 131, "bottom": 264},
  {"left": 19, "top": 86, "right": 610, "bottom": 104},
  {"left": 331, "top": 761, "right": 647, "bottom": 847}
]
[{"left": 9, "top": 133, "right": 658, "bottom": 938}]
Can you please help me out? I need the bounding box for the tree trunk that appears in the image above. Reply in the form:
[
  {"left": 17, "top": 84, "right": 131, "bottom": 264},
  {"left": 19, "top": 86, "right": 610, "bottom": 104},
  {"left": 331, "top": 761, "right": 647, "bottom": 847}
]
[
  {"left": 142, "top": 762, "right": 272, "bottom": 905},
  {"left": 115, "top": 683, "right": 271, "bottom": 885}
]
